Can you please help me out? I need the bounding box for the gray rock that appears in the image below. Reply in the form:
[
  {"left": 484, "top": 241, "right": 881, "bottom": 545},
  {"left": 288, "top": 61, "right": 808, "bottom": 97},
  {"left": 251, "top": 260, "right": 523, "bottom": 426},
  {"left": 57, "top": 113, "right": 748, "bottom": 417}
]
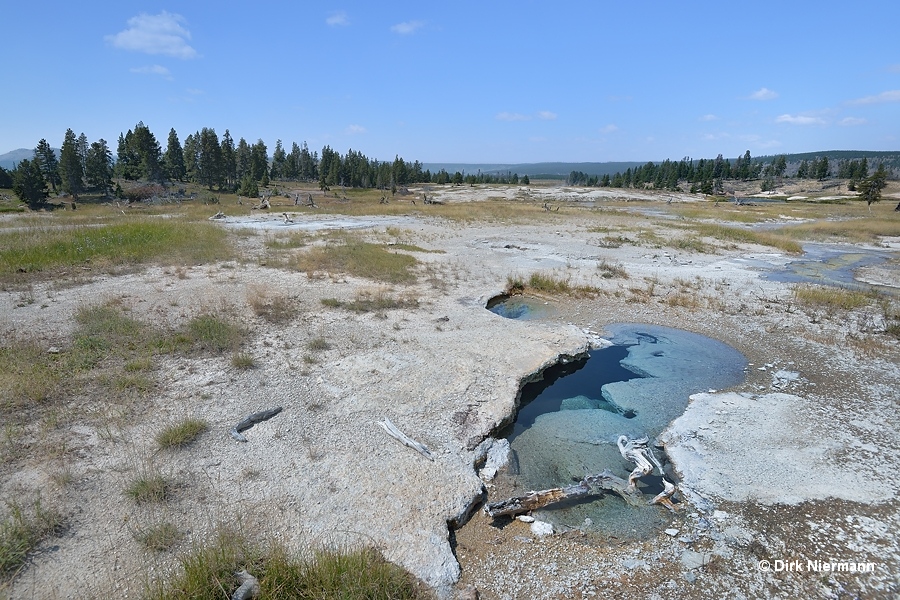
[{"left": 680, "top": 550, "right": 713, "bottom": 570}]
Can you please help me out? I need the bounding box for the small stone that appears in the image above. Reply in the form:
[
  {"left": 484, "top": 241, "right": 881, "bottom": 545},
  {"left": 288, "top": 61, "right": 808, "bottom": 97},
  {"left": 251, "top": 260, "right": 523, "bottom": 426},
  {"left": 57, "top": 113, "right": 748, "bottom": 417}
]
[
  {"left": 530, "top": 520, "right": 554, "bottom": 537},
  {"left": 516, "top": 515, "right": 535, "bottom": 523},
  {"left": 47, "top": 346, "right": 60, "bottom": 354},
  {"left": 664, "top": 528, "right": 680, "bottom": 537},
  {"left": 681, "top": 550, "right": 712, "bottom": 570}
]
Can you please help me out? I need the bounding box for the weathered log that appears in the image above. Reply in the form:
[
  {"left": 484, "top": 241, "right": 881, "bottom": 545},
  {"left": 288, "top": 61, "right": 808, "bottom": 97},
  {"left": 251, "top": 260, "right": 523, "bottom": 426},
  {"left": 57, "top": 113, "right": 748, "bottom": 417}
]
[
  {"left": 230, "top": 407, "right": 283, "bottom": 442},
  {"left": 650, "top": 478, "right": 678, "bottom": 512},
  {"left": 617, "top": 435, "right": 663, "bottom": 491},
  {"left": 483, "top": 470, "right": 642, "bottom": 518},
  {"left": 377, "top": 418, "right": 434, "bottom": 461}
]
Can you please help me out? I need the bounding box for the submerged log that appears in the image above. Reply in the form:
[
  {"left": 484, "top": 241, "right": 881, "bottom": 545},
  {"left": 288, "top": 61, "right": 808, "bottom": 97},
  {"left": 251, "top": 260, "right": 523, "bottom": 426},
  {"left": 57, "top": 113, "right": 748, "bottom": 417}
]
[
  {"left": 483, "top": 470, "right": 642, "bottom": 518},
  {"left": 485, "top": 435, "right": 681, "bottom": 519}
]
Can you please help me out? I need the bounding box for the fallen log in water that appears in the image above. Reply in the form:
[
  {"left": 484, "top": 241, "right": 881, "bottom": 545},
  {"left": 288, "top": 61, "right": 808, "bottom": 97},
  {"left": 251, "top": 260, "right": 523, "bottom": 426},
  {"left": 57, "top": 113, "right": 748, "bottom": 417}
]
[
  {"left": 483, "top": 470, "right": 642, "bottom": 518},
  {"left": 484, "top": 435, "right": 681, "bottom": 518}
]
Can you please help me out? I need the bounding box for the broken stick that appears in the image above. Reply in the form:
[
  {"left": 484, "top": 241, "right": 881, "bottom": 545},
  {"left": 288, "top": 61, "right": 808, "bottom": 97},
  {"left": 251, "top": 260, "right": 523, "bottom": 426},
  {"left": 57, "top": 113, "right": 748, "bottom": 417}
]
[
  {"left": 377, "top": 418, "right": 434, "bottom": 461},
  {"left": 230, "top": 407, "right": 283, "bottom": 442}
]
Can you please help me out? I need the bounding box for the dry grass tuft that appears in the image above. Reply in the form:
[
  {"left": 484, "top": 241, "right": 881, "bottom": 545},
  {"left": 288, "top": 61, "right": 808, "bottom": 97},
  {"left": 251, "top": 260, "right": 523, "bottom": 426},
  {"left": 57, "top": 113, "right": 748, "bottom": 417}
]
[{"left": 156, "top": 418, "right": 209, "bottom": 449}]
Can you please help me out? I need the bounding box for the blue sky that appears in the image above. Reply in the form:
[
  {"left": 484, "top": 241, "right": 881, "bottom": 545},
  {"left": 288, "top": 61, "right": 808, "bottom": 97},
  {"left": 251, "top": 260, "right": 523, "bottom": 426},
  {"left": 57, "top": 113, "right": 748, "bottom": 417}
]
[{"left": 2, "top": 1, "right": 898, "bottom": 163}]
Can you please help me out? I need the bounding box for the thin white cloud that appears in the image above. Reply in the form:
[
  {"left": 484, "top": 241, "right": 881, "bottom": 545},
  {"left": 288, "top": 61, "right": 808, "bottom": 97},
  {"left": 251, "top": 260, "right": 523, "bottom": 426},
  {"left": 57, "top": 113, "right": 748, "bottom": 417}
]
[
  {"left": 496, "top": 112, "right": 530, "bottom": 122},
  {"left": 839, "top": 117, "right": 867, "bottom": 126},
  {"left": 775, "top": 114, "right": 826, "bottom": 125},
  {"left": 600, "top": 124, "right": 618, "bottom": 134},
  {"left": 701, "top": 132, "right": 731, "bottom": 141},
  {"left": 699, "top": 114, "right": 719, "bottom": 122},
  {"left": 344, "top": 124, "right": 366, "bottom": 134},
  {"left": 106, "top": 11, "right": 197, "bottom": 59},
  {"left": 749, "top": 87, "right": 778, "bottom": 100},
  {"left": 327, "top": 11, "right": 349, "bottom": 26},
  {"left": 497, "top": 111, "right": 558, "bottom": 122},
  {"left": 391, "top": 20, "right": 424, "bottom": 35},
  {"left": 848, "top": 90, "right": 900, "bottom": 105},
  {"left": 130, "top": 64, "right": 172, "bottom": 79}
]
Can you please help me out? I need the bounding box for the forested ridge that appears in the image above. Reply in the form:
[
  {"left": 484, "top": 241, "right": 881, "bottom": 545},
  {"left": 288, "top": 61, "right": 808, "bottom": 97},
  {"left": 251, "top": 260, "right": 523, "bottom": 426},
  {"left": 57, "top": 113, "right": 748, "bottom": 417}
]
[
  {"left": 1, "top": 122, "right": 896, "bottom": 209},
  {"left": 1, "top": 123, "right": 532, "bottom": 208},
  {"left": 566, "top": 151, "right": 895, "bottom": 195}
]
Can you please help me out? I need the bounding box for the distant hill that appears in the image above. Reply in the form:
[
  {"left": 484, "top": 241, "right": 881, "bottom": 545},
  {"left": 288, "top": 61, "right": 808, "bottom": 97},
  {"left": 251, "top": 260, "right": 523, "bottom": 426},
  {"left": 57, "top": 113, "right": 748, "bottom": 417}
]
[
  {"left": 753, "top": 150, "right": 900, "bottom": 171},
  {"left": 423, "top": 162, "right": 645, "bottom": 179},
  {"left": 0, "top": 148, "right": 37, "bottom": 170}
]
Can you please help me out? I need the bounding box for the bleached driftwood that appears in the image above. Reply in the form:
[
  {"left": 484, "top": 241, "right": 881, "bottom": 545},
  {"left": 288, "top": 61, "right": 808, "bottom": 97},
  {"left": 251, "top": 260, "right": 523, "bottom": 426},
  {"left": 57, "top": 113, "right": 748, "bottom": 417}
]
[
  {"left": 650, "top": 478, "right": 678, "bottom": 512},
  {"left": 617, "top": 435, "right": 663, "bottom": 491},
  {"left": 617, "top": 435, "right": 680, "bottom": 512},
  {"left": 484, "top": 470, "right": 642, "bottom": 518},
  {"left": 230, "top": 407, "right": 283, "bottom": 442},
  {"left": 377, "top": 418, "right": 434, "bottom": 461}
]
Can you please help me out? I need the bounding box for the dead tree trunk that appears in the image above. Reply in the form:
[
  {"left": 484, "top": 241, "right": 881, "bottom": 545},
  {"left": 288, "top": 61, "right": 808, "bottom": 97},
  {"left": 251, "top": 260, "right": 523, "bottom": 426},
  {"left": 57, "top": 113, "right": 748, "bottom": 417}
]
[
  {"left": 484, "top": 435, "right": 680, "bottom": 519},
  {"left": 484, "top": 470, "right": 642, "bottom": 518}
]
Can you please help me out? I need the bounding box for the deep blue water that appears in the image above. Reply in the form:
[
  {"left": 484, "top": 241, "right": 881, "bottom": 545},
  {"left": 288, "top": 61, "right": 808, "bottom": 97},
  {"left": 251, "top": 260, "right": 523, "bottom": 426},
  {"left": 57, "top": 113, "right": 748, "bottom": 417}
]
[{"left": 492, "top": 323, "right": 747, "bottom": 539}]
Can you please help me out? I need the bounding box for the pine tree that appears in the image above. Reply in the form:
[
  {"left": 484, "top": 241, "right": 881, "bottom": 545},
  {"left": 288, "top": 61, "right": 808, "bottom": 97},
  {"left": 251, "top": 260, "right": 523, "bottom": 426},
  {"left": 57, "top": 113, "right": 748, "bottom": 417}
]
[
  {"left": 85, "top": 139, "right": 114, "bottom": 195},
  {"left": 33, "top": 139, "right": 60, "bottom": 192},
  {"left": 183, "top": 133, "right": 199, "bottom": 182},
  {"left": 131, "top": 122, "right": 163, "bottom": 182},
  {"left": 236, "top": 138, "right": 251, "bottom": 182},
  {"left": 58, "top": 128, "right": 84, "bottom": 199},
  {"left": 270, "top": 139, "right": 286, "bottom": 179},
  {"left": 12, "top": 158, "right": 48, "bottom": 208},
  {"left": 250, "top": 140, "right": 268, "bottom": 181},
  {"left": 857, "top": 163, "right": 888, "bottom": 210},
  {"left": 221, "top": 130, "right": 236, "bottom": 189},
  {"left": 164, "top": 128, "right": 186, "bottom": 182},
  {"left": 197, "top": 127, "right": 223, "bottom": 190},
  {"left": 77, "top": 132, "right": 89, "bottom": 179}
]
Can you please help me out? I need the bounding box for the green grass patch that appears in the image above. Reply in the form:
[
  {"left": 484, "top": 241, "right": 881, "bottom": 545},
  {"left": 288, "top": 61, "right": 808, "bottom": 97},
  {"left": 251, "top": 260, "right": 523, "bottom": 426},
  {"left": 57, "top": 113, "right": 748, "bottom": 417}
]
[
  {"left": 597, "top": 260, "right": 629, "bottom": 279},
  {"left": 135, "top": 522, "right": 182, "bottom": 553},
  {"left": 125, "top": 473, "right": 172, "bottom": 504},
  {"left": 231, "top": 352, "right": 257, "bottom": 369},
  {"left": 321, "top": 288, "right": 419, "bottom": 313},
  {"left": 0, "top": 343, "right": 63, "bottom": 415},
  {"left": 0, "top": 218, "right": 233, "bottom": 280},
  {"left": 0, "top": 498, "right": 63, "bottom": 579},
  {"left": 186, "top": 315, "right": 246, "bottom": 353},
  {"left": 265, "top": 232, "right": 310, "bottom": 249},
  {"left": 156, "top": 418, "right": 209, "bottom": 449},
  {"left": 144, "top": 528, "right": 426, "bottom": 600},
  {"left": 307, "top": 337, "right": 332, "bottom": 351},
  {"left": 691, "top": 223, "right": 802, "bottom": 254},
  {"left": 519, "top": 271, "right": 600, "bottom": 297},
  {"left": 674, "top": 236, "right": 715, "bottom": 253},
  {"left": 782, "top": 214, "right": 900, "bottom": 244},
  {"left": 792, "top": 285, "right": 873, "bottom": 311},
  {"left": 293, "top": 238, "right": 418, "bottom": 284},
  {"left": 390, "top": 243, "right": 445, "bottom": 254}
]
